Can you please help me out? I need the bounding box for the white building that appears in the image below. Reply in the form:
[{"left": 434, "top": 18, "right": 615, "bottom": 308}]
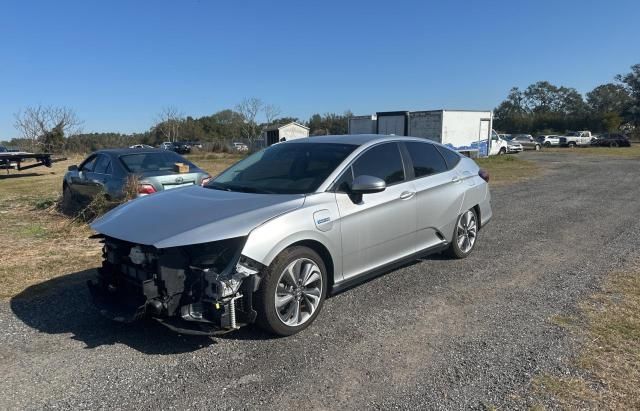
[{"left": 262, "top": 122, "right": 310, "bottom": 146}]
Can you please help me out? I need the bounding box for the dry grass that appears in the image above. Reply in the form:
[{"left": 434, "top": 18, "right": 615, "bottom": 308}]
[
  {"left": 543, "top": 143, "right": 640, "bottom": 158},
  {"left": 0, "top": 153, "right": 242, "bottom": 300},
  {"left": 475, "top": 155, "right": 541, "bottom": 186},
  {"left": 534, "top": 263, "right": 640, "bottom": 409}
]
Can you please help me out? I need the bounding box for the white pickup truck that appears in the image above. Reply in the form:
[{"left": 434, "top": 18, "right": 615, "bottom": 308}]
[{"left": 559, "top": 131, "right": 594, "bottom": 147}]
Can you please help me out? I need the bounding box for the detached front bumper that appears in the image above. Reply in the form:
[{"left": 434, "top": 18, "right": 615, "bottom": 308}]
[{"left": 88, "top": 236, "right": 261, "bottom": 335}]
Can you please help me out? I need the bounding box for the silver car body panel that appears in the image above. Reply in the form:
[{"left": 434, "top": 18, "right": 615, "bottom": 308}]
[
  {"left": 91, "top": 135, "right": 492, "bottom": 287},
  {"left": 91, "top": 186, "right": 305, "bottom": 248}
]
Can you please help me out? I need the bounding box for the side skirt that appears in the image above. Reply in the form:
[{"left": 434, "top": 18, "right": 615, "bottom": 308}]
[{"left": 329, "top": 242, "right": 449, "bottom": 296}]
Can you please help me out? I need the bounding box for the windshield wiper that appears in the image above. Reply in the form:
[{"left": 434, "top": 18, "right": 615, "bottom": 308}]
[
  {"left": 205, "top": 183, "right": 275, "bottom": 194},
  {"left": 205, "top": 183, "right": 232, "bottom": 192}
]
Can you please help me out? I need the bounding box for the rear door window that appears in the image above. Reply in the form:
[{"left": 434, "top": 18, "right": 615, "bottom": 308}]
[
  {"left": 93, "top": 155, "right": 111, "bottom": 174},
  {"left": 352, "top": 143, "right": 405, "bottom": 185},
  {"left": 405, "top": 142, "right": 448, "bottom": 177}
]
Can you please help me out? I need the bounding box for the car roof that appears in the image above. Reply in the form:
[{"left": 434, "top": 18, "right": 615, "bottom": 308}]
[
  {"left": 96, "top": 148, "right": 168, "bottom": 156},
  {"left": 285, "top": 134, "right": 434, "bottom": 146}
]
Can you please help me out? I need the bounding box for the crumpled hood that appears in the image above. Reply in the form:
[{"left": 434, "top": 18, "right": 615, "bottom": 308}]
[{"left": 91, "top": 186, "right": 305, "bottom": 248}]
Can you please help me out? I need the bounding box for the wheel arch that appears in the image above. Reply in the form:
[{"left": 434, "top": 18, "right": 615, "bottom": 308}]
[{"left": 286, "top": 239, "right": 335, "bottom": 290}]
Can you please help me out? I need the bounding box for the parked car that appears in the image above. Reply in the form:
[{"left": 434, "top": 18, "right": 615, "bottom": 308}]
[
  {"left": 590, "top": 133, "right": 631, "bottom": 147},
  {"left": 511, "top": 134, "right": 542, "bottom": 151},
  {"left": 233, "top": 142, "right": 249, "bottom": 152},
  {"left": 537, "top": 135, "right": 560, "bottom": 147},
  {"left": 503, "top": 138, "right": 524, "bottom": 154},
  {"left": 159, "top": 142, "right": 190, "bottom": 154},
  {"left": 88, "top": 135, "right": 492, "bottom": 336},
  {"left": 129, "top": 144, "right": 155, "bottom": 149},
  {"left": 559, "top": 130, "right": 593, "bottom": 147},
  {"left": 62, "top": 148, "right": 211, "bottom": 204}
]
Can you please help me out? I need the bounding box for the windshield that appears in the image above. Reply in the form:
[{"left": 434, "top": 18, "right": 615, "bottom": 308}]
[
  {"left": 209, "top": 142, "right": 357, "bottom": 194},
  {"left": 120, "top": 151, "right": 195, "bottom": 173}
]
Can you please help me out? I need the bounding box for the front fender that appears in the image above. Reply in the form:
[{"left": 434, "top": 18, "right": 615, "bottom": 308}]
[{"left": 240, "top": 193, "right": 343, "bottom": 282}]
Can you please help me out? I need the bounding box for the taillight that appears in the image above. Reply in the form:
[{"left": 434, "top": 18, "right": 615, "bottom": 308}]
[
  {"left": 201, "top": 175, "right": 212, "bottom": 186},
  {"left": 138, "top": 183, "right": 157, "bottom": 195},
  {"left": 479, "top": 169, "right": 490, "bottom": 182}
]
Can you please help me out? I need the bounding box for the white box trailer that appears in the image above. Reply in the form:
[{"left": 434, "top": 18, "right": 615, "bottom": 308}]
[{"left": 349, "top": 109, "right": 498, "bottom": 157}]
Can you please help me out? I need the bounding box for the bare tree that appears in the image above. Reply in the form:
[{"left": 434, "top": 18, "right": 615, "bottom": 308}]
[
  {"left": 236, "top": 97, "right": 264, "bottom": 145},
  {"left": 263, "top": 103, "right": 282, "bottom": 126},
  {"left": 14, "top": 105, "right": 83, "bottom": 151},
  {"left": 155, "top": 106, "right": 184, "bottom": 142}
]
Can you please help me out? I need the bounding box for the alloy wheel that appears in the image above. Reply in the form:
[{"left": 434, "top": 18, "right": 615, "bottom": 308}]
[
  {"left": 456, "top": 210, "right": 477, "bottom": 253},
  {"left": 274, "top": 258, "right": 323, "bottom": 327}
]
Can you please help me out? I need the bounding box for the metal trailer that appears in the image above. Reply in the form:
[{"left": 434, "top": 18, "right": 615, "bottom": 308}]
[
  {"left": 348, "top": 109, "right": 494, "bottom": 157},
  {"left": 0, "top": 152, "right": 66, "bottom": 174}
]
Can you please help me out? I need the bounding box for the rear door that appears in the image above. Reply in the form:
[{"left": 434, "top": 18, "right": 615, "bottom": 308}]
[
  {"left": 84, "top": 154, "right": 111, "bottom": 198},
  {"left": 71, "top": 155, "right": 98, "bottom": 198},
  {"left": 334, "top": 142, "right": 417, "bottom": 280},
  {"left": 403, "top": 142, "right": 466, "bottom": 251}
]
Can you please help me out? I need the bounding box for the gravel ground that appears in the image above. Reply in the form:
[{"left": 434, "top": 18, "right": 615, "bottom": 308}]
[{"left": 1, "top": 151, "right": 639, "bottom": 410}]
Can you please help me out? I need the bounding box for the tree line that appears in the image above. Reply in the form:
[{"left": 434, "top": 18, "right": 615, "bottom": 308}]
[
  {"left": 494, "top": 64, "right": 640, "bottom": 136},
  {"left": 3, "top": 97, "right": 353, "bottom": 154}
]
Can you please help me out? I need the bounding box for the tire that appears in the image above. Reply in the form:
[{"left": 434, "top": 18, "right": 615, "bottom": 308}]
[
  {"left": 535, "top": 144, "right": 541, "bottom": 151},
  {"left": 255, "top": 246, "right": 327, "bottom": 336},
  {"left": 498, "top": 148, "right": 506, "bottom": 155},
  {"left": 544, "top": 142, "right": 551, "bottom": 147},
  {"left": 610, "top": 141, "right": 619, "bottom": 148},
  {"left": 568, "top": 142, "right": 576, "bottom": 148},
  {"left": 445, "top": 208, "right": 478, "bottom": 259}
]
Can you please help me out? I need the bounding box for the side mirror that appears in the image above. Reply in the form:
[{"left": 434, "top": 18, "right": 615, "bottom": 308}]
[
  {"left": 68, "top": 165, "right": 78, "bottom": 171},
  {"left": 350, "top": 175, "right": 386, "bottom": 194}
]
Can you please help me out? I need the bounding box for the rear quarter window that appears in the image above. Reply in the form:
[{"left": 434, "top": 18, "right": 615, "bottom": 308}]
[{"left": 435, "top": 145, "right": 461, "bottom": 170}]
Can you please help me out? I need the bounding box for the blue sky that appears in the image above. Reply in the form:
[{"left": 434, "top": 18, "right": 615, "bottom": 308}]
[{"left": 1, "top": 0, "right": 639, "bottom": 138}]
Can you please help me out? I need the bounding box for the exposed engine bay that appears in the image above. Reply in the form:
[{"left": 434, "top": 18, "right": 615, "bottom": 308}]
[{"left": 88, "top": 235, "right": 264, "bottom": 335}]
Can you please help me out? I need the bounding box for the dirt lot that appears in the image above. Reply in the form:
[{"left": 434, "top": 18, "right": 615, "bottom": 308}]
[{"left": 1, "top": 149, "right": 639, "bottom": 409}]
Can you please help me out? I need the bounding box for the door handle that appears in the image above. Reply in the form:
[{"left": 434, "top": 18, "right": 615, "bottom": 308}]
[
  {"left": 399, "top": 191, "right": 415, "bottom": 200},
  {"left": 451, "top": 176, "right": 461, "bottom": 183}
]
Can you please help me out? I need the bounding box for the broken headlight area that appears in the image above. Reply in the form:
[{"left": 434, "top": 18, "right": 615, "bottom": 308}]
[{"left": 87, "top": 236, "right": 265, "bottom": 335}]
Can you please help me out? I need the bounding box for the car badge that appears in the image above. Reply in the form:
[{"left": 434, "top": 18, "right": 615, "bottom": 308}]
[{"left": 175, "top": 176, "right": 184, "bottom": 184}]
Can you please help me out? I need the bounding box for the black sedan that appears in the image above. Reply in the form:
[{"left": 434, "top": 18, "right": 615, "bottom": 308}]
[
  {"left": 591, "top": 133, "right": 631, "bottom": 147},
  {"left": 62, "top": 148, "right": 211, "bottom": 204}
]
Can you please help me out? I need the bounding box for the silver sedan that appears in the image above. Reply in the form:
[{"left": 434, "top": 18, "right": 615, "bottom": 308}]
[{"left": 89, "top": 135, "right": 492, "bottom": 336}]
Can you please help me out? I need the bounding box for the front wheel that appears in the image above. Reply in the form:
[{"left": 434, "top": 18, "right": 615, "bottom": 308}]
[
  {"left": 544, "top": 142, "right": 551, "bottom": 147},
  {"left": 445, "top": 208, "right": 478, "bottom": 259},
  {"left": 535, "top": 144, "right": 541, "bottom": 151},
  {"left": 498, "top": 148, "right": 506, "bottom": 155},
  {"left": 255, "top": 246, "right": 327, "bottom": 336},
  {"left": 568, "top": 142, "right": 576, "bottom": 148}
]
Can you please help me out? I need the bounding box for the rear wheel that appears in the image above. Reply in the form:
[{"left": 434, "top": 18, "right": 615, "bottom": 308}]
[
  {"left": 544, "top": 142, "right": 551, "bottom": 147},
  {"left": 568, "top": 142, "right": 576, "bottom": 148},
  {"left": 445, "top": 208, "right": 478, "bottom": 259},
  {"left": 255, "top": 246, "right": 327, "bottom": 336},
  {"left": 535, "top": 144, "right": 541, "bottom": 151},
  {"left": 610, "top": 141, "right": 619, "bottom": 148},
  {"left": 498, "top": 148, "right": 506, "bottom": 155}
]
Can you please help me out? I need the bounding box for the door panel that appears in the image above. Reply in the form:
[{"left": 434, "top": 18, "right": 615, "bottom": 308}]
[
  {"left": 336, "top": 181, "right": 417, "bottom": 279},
  {"left": 413, "top": 170, "right": 465, "bottom": 249}
]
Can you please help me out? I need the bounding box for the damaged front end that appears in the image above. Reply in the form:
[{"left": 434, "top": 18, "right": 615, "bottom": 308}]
[{"left": 88, "top": 235, "right": 263, "bottom": 335}]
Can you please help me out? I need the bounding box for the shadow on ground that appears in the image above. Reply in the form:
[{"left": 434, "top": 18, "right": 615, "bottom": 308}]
[
  {"left": 0, "top": 172, "right": 42, "bottom": 179},
  {"left": 9, "top": 268, "right": 272, "bottom": 354}
]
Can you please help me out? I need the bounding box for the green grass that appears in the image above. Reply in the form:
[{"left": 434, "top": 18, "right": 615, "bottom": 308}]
[{"left": 475, "top": 155, "right": 541, "bottom": 186}]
